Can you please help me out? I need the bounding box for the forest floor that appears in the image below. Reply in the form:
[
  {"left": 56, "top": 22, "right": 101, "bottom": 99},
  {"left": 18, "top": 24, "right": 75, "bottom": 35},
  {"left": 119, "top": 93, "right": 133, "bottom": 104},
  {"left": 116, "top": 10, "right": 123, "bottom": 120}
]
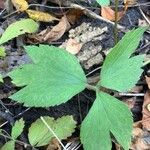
[{"left": 0, "top": 0, "right": 150, "bottom": 149}]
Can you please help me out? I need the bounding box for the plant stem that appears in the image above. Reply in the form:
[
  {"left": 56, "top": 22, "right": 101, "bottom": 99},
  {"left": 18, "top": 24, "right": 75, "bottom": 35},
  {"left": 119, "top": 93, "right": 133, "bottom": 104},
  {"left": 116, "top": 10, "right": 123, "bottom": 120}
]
[
  {"left": 85, "top": 84, "right": 98, "bottom": 92},
  {"left": 114, "top": 0, "right": 119, "bottom": 45},
  {"left": 143, "top": 59, "right": 150, "bottom": 67}
]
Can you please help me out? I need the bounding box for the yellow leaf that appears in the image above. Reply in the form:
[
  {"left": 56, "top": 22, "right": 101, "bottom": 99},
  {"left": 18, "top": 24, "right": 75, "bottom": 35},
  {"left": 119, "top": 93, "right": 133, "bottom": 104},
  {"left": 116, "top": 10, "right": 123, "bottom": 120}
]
[
  {"left": 26, "top": 10, "right": 59, "bottom": 22},
  {"left": 11, "top": 0, "right": 29, "bottom": 12},
  {"left": 124, "top": 0, "right": 137, "bottom": 6}
]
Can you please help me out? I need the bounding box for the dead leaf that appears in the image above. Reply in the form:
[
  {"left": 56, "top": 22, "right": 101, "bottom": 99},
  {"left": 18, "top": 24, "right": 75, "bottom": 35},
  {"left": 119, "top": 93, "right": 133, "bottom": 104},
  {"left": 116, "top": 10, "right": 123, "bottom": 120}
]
[
  {"left": 124, "top": 0, "right": 137, "bottom": 6},
  {"left": 64, "top": 39, "right": 82, "bottom": 54},
  {"left": 130, "top": 122, "right": 150, "bottom": 150},
  {"left": 101, "top": 6, "right": 126, "bottom": 21},
  {"left": 146, "top": 76, "right": 150, "bottom": 89},
  {"left": 142, "top": 90, "right": 150, "bottom": 130},
  {"left": 37, "top": 16, "right": 71, "bottom": 42},
  {"left": 46, "top": 138, "right": 61, "bottom": 150},
  {"left": 11, "top": 0, "right": 28, "bottom": 12},
  {"left": 66, "top": 9, "right": 83, "bottom": 24},
  {"left": 122, "top": 97, "right": 135, "bottom": 109},
  {"left": 26, "top": 9, "right": 59, "bottom": 22},
  {"left": 131, "top": 131, "right": 150, "bottom": 150}
]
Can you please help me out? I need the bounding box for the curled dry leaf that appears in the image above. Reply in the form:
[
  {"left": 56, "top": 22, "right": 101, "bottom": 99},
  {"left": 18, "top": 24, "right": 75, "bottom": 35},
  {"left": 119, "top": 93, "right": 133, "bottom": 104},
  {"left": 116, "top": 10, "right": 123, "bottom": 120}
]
[
  {"left": 26, "top": 9, "right": 59, "bottom": 22},
  {"left": 11, "top": 0, "right": 28, "bottom": 12},
  {"left": 37, "top": 16, "right": 70, "bottom": 42},
  {"left": 101, "top": 6, "right": 127, "bottom": 21},
  {"left": 66, "top": 9, "right": 84, "bottom": 24},
  {"left": 142, "top": 90, "right": 150, "bottom": 130},
  {"left": 64, "top": 38, "right": 83, "bottom": 54},
  {"left": 130, "top": 122, "right": 150, "bottom": 150},
  {"left": 46, "top": 138, "right": 61, "bottom": 150}
]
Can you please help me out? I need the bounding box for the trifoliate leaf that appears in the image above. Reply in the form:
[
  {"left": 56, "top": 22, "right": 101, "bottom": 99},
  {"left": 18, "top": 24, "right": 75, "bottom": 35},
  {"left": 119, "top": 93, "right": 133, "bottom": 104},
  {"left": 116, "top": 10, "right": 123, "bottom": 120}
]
[
  {"left": 0, "top": 74, "right": 3, "bottom": 83},
  {"left": 11, "top": 0, "right": 29, "bottom": 12},
  {"left": 9, "top": 45, "right": 86, "bottom": 107},
  {"left": 81, "top": 92, "right": 132, "bottom": 150},
  {"left": 28, "top": 116, "right": 76, "bottom": 147},
  {"left": 0, "top": 19, "right": 39, "bottom": 45},
  {"left": 11, "top": 118, "right": 25, "bottom": 139},
  {"left": 96, "top": 0, "right": 110, "bottom": 6},
  {"left": 1, "top": 141, "right": 15, "bottom": 150},
  {"left": 0, "top": 47, "right": 6, "bottom": 57},
  {"left": 98, "top": 28, "right": 147, "bottom": 92},
  {"left": 26, "top": 9, "right": 59, "bottom": 22}
]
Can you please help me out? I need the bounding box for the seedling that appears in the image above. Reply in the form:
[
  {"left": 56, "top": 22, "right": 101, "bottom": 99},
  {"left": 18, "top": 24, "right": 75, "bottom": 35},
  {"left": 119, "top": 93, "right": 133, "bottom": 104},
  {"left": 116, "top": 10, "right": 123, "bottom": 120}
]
[
  {"left": 0, "top": 116, "right": 76, "bottom": 149},
  {"left": 0, "top": 19, "right": 147, "bottom": 149},
  {"left": 7, "top": 28, "right": 146, "bottom": 150}
]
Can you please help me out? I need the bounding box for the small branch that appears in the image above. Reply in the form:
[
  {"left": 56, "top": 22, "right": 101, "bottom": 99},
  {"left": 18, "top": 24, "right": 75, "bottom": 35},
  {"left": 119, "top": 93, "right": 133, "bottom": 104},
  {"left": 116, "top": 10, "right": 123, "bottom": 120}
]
[
  {"left": 86, "top": 67, "right": 101, "bottom": 77},
  {"left": 0, "top": 134, "right": 35, "bottom": 149},
  {"left": 0, "top": 110, "right": 14, "bottom": 125},
  {"left": 139, "top": 6, "right": 150, "bottom": 25},
  {"left": 114, "top": 0, "right": 119, "bottom": 44},
  {"left": 68, "top": 3, "right": 126, "bottom": 31},
  {"left": 116, "top": 92, "right": 145, "bottom": 97}
]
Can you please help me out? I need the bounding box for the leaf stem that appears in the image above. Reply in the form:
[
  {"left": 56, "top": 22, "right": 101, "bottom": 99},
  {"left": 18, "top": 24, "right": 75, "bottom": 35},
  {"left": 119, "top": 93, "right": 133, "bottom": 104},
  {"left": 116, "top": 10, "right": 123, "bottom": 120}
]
[
  {"left": 85, "top": 84, "right": 98, "bottom": 92},
  {"left": 143, "top": 59, "right": 150, "bottom": 67}
]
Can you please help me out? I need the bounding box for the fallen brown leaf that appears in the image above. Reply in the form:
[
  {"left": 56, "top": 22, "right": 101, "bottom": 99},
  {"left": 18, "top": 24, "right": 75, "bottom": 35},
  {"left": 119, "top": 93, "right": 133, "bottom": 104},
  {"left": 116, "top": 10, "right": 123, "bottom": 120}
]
[
  {"left": 46, "top": 138, "right": 61, "bottom": 150},
  {"left": 65, "top": 38, "right": 83, "bottom": 54},
  {"left": 122, "top": 97, "right": 136, "bottom": 109},
  {"left": 142, "top": 90, "right": 150, "bottom": 131},
  {"left": 130, "top": 122, "right": 150, "bottom": 150},
  {"left": 37, "top": 16, "right": 71, "bottom": 42},
  {"left": 101, "top": 6, "right": 126, "bottom": 21},
  {"left": 124, "top": 0, "right": 137, "bottom": 6},
  {"left": 26, "top": 9, "right": 59, "bottom": 22},
  {"left": 146, "top": 76, "right": 150, "bottom": 89},
  {"left": 131, "top": 131, "right": 150, "bottom": 150},
  {"left": 66, "top": 9, "right": 83, "bottom": 24}
]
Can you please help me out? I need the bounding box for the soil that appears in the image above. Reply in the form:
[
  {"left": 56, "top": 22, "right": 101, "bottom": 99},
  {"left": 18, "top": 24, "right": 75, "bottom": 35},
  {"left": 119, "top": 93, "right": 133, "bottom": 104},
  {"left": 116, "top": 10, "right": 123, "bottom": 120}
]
[{"left": 0, "top": 0, "right": 150, "bottom": 150}]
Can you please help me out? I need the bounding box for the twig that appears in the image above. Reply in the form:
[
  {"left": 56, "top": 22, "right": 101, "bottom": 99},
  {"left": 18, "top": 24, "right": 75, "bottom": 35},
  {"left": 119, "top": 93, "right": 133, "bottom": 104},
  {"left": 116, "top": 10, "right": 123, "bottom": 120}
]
[
  {"left": 40, "top": 116, "right": 67, "bottom": 150},
  {"left": 0, "top": 108, "right": 30, "bottom": 128},
  {"left": 139, "top": 6, "right": 150, "bottom": 25},
  {"left": 0, "top": 133, "right": 35, "bottom": 149},
  {"left": 114, "top": 0, "right": 119, "bottom": 44},
  {"left": 68, "top": 3, "right": 126, "bottom": 31},
  {"left": 0, "top": 110, "right": 14, "bottom": 125},
  {"left": 86, "top": 67, "right": 101, "bottom": 76},
  {"left": 116, "top": 93, "right": 145, "bottom": 97}
]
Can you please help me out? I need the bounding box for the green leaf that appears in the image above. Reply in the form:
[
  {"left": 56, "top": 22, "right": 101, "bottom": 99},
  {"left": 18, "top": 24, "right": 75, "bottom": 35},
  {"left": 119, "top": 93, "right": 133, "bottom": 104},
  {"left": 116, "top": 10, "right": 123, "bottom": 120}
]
[
  {"left": 1, "top": 141, "right": 15, "bottom": 150},
  {"left": 96, "top": 0, "right": 110, "bottom": 6},
  {"left": 9, "top": 45, "right": 86, "bottom": 107},
  {"left": 98, "top": 28, "right": 147, "bottom": 92},
  {"left": 0, "top": 47, "right": 6, "bottom": 57},
  {"left": 28, "top": 115, "right": 76, "bottom": 147},
  {"left": 11, "top": 118, "right": 25, "bottom": 139},
  {"left": 0, "top": 19, "right": 39, "bottom": 45},
  {"left": 81, "top": 92, "right": 132, "bottom": 150},
  {"left": 0, "top": 74, "right": 3, "bottom": 83}
]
